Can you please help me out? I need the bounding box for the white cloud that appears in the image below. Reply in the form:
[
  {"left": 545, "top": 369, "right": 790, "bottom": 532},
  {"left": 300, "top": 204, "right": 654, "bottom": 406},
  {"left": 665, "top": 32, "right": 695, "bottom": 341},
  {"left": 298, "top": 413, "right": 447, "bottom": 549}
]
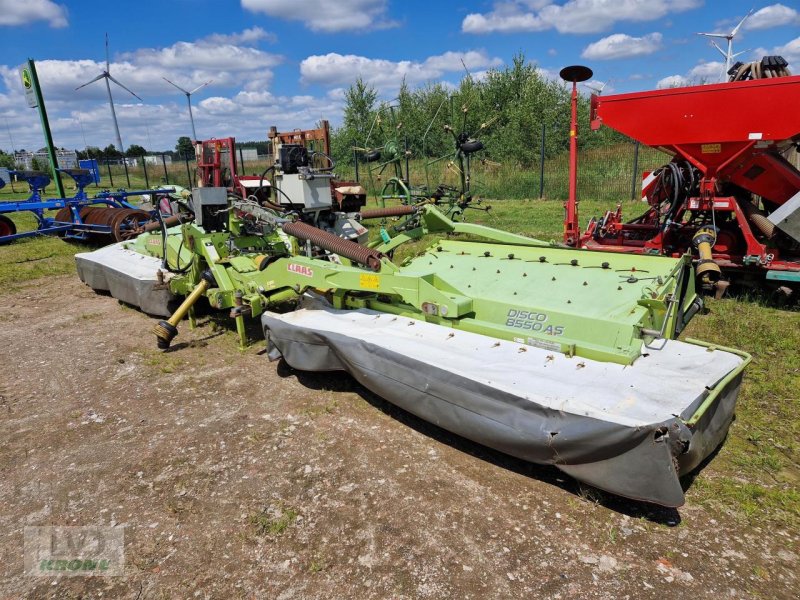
[
  {"left": 0, "top": 0, "right": 68, "bottom": 28},
  {"left": 656, "top": 61, "right": 724, "bottom": 89},
  {"left": 0, "top": 31, "right": 285, "bottom": 105},
  {"left": 745, "top": 4, "right": 800, "bottom": 30},
  {"left": 656, "top": 74, "right": 689, "bottom": 88},
  {"left": 0, "top": 30, "right": 294, "bottom": 152},
  {"left": 755, "top": 36, "right": 800, "bottom": 65},
  {"left": 687, "top": 61, "right": 724, "bottom": 82},
  {"left": 300, "top": 50, "right": 503, "bottom": 91},
  {"left": 201, "top": 27, "right": 276, "bottom": 45},
  {"left": 241, "top": 0, "right": 397, "bottom": 32},
  {"left": 462, "top": 0, "right": 701, "bottom": 35},
  {"left": 581, "top": 32, "right": 663, "bottom": 60},
  {"left": 122, "top": 41, "right": 282, "bottom": 72}
]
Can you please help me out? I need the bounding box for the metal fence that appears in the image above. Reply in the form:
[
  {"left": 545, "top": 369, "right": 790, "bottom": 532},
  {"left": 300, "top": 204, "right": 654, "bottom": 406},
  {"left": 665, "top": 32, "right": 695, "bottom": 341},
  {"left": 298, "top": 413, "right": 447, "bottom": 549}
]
[
  {"left": 1, "top": 136, "right": 674, "bottom": 202},
  {"left": 334, "top": 136, "right": 672, "bottom": 203}
]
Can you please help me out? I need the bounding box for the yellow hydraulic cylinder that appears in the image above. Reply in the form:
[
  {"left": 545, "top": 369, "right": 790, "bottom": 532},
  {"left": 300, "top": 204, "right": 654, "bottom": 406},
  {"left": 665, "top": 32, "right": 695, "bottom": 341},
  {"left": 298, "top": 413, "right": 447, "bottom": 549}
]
[
  {"left": 153, "top": 278, "right": 210, "bottom": 349},
  {"left": 692, "top": 226, "right": 721, "bottom": 283}
]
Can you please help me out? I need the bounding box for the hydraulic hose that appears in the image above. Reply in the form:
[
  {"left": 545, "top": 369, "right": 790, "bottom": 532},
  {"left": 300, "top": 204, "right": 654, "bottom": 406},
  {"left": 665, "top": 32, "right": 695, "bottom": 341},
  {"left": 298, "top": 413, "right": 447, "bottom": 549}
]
[
  {"left": 358, "top": 205, "right": 415, "bottom": 220},
  {"left": 739, "top": 199, "right": 776, "bottom": 239},
  {"left": 281, "top": 220, "right": 385, "bottom": 271}
]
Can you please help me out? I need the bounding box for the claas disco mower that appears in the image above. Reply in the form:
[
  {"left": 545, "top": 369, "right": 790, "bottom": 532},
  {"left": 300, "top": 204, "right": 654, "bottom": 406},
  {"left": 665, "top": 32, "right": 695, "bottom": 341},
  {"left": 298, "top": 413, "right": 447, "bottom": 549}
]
[{"left": 74, "top": 126, "right": 750, "bottom": 508}]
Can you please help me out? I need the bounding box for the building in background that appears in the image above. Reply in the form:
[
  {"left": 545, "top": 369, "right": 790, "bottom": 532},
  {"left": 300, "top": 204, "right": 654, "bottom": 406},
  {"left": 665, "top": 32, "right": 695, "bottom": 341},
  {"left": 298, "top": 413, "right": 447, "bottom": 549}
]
[
  {"left": 13, "top": 149, "right": 78, "bottom": 170},
  {"left": 144, "top": 155, "right": 173, "bottom": 166}
]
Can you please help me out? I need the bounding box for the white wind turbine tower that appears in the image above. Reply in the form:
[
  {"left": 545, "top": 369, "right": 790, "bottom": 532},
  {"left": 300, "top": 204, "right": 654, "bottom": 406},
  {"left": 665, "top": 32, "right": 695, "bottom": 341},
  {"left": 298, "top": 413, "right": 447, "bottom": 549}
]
[
  {"left": 75, "top": 33, "right": 142, "bottom": 152},
  {"left": 697, "top": 9, "right": 754, "bottom": 82},
  {"left": 162, "top": 78, "right": 212, "bottom": 141}
]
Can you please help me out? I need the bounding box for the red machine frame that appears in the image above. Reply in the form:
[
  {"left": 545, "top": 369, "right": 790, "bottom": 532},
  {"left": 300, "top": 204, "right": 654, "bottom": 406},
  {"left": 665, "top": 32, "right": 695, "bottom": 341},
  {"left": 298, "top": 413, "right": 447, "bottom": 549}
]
[
  {"left": 194, "top": 121, "right": 365, "bottom": 211},
  {"left": 564, "top": 75, "right": 800, "bottom": 289}
]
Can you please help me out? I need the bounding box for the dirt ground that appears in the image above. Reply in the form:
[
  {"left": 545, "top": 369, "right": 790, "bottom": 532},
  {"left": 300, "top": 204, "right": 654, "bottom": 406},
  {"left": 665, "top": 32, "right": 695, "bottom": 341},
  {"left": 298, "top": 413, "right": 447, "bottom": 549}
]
[{"left": 0, "top": 275, "right": 797, "bottom": 599}]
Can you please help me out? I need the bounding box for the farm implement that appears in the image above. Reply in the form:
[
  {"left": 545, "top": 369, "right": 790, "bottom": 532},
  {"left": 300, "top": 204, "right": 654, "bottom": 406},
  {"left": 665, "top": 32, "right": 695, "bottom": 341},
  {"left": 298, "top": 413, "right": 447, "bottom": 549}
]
[
  {"left": 356, "top": 98, "right": 494, "bottom": 220},
  {"left": 74, "top": 125, "right": 750, "bottom": 507},
  {"left": 0, "top": 168, "right": 174, "bottom": 245},
  {"left": 566, "top": 61, "right": 800, "bottom": 296}
]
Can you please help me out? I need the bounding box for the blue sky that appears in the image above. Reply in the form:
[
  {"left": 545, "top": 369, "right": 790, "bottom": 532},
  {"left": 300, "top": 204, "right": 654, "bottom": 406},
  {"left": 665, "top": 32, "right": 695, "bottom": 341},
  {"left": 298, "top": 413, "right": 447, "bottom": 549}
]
[{"left": 0, "top": 0, "right": 798, "bottom": 152}]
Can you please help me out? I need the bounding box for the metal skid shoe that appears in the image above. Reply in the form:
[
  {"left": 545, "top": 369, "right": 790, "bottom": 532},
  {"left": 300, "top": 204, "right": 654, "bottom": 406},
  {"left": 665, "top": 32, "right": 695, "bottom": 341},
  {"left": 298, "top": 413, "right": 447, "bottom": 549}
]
[{"left": 153, "top": 272, "right": 215, "bottom": 350}]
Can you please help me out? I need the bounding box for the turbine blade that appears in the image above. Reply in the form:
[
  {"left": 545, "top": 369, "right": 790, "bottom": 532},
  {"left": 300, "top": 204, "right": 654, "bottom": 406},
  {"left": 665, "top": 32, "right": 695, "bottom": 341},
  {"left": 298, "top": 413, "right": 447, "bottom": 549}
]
[
  {"left": 75, "top": 73, "right": 106, "bottom": 91},
  {"left": 188, "top": 80, "right": 212, "bottom": 95},
  {"left": 711, "top": 41, "right": 728, "bottom": 58},
  {"left": 105, "top": 32, "right": 110, "bottom": 72},
  {"left": 731, "top": 9, "right": 754, "bottom": 37},
  {"left": 162, "top": 76, "right": 189, "bottom": 94},
  {"left": 108, "top": 75, "right": 142, "bottom": 101},
  {"left": 731, "top": 49, "right": 750, "bottom": 59},
  {"left": 697, "top": 32, "right": 729, "bottom": 38}
]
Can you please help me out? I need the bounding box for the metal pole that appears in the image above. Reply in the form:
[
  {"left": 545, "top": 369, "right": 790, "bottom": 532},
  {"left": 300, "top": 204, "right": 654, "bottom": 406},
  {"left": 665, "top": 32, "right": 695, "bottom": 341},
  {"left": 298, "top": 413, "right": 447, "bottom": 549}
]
[
  {"left": 161, "top": 154, "right": 169, "bottom": 184},
  {"left": 354, "top": 145, "right": 359, "bottom": 182},
  {"left": 142, "top": 157, "right": 149, "bottom": 189},
  {"left": 564, "top": 80, "right": 580, "bottom": 245},
  {"left": 539, "top": 123, "right": 546, "bottom": 199},
  {"left": 123, "top": 157, "right": 131, "bottom": 188},
  {"left": 630, "top": 141, "right": 640, "bottom": 201},
  {"left": 184, "top": 155, "right": 191, "bottom": 187},
  {"left": 27, "top": 59, "right": 65, "bottom": 198},
  {"left": 404, "top": 134, "right": 410, "bottom": 183},
  {"left": 187, "top": 95, "right": 197, "bottom": 141},
  {"left": 238, "top": 147, "right": 245, "bottom": 174},
  {"left": 106, "top": 158, "right": 114, "bottom": 187}
]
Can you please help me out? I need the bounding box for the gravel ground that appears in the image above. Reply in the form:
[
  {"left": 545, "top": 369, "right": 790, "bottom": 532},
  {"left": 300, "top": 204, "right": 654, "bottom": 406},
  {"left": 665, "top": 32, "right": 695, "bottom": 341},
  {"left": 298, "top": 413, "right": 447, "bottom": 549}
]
[{"left": 0, "top": 275, "right": 797, "bottom": 599}]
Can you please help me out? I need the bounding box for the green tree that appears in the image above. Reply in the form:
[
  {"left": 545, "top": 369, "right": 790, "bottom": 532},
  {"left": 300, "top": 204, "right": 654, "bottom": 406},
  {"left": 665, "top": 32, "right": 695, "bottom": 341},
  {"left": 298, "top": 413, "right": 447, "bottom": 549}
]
[
  {"left": 0, "top": 150, "right": 14, "bottom": 169},
  {"left": 30, "top": 156, "right": 47, "bottom": 172},
  {"left": 330, "top": 78, "right": 378, "bottom": 165},
  {"left": 103, "top": 144, "right": 123, "bottom": 158},
  {"left": 127, "top": 144, "right": 147, "bottom": 157},
  {"left": 175, "top": 136, "right": 194, "bottom": 158}
]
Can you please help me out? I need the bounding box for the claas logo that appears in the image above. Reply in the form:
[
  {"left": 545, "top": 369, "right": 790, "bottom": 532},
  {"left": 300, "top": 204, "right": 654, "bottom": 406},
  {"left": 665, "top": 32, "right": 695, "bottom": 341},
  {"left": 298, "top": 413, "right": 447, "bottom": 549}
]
[{"left": 21, "top": 69, "right": 32, "bottom": 89}]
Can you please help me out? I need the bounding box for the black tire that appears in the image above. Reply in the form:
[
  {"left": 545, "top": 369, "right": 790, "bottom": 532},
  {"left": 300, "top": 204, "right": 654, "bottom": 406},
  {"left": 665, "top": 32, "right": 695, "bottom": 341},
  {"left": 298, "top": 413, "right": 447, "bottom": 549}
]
[
  {"left": 460, "top": 139, "right": 484, "bottom": 154},
  {"left": 0, "top": 215, "right": 17, "bottom": 243}
]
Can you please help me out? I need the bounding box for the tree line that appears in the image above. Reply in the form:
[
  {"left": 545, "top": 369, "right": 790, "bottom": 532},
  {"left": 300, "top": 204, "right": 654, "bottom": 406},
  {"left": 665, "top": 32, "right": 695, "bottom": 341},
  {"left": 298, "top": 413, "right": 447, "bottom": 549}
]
[{"left": 330, "top": 54, "right": 626, "bottom": 168}]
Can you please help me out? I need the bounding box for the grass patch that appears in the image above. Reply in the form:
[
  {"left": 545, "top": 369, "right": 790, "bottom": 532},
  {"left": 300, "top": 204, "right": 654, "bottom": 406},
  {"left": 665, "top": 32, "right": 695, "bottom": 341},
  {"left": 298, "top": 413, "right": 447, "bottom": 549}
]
[
  {"left": 249, "top": 505, "right": 299, "bottom": 536},
  {"left": 683, "top": 298, "right": 800, "bottom": 525},
  {"left": 0, "top": 213, "right": 91, "bottom": 292}
]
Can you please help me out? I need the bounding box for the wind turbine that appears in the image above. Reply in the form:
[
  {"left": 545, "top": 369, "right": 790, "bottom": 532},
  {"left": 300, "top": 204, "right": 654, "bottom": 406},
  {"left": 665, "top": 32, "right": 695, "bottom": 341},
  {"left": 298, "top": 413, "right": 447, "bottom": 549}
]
[
  {"left": 75, "top": 33, "right": 142, "bottom": 152},
  {"left": 583, "top": 80, "right": 609, "bottom": 95},
  {"left": 697, "top": 9, "right": 754, "bottom": 82},
  {"left": 162, "top": 78, "right": 212, "bottom": 140}
]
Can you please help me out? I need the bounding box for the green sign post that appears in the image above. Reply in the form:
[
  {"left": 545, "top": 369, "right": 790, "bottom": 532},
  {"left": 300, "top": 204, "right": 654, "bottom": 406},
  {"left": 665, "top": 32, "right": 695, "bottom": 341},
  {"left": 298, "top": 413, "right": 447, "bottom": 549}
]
[{"left": 20, "top": 59, "right": 64, "bottom": 198}]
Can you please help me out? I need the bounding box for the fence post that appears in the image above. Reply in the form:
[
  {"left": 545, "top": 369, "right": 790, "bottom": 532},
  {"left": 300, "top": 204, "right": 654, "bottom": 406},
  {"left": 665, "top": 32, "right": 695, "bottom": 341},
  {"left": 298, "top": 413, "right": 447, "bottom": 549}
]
[
  {"left": 184, "top": 155, "right": 191, "bottom": 187},
  {"left": 142, "top": 158, "right": 149, "bottom": 189},
  {"left": 630, "top": 141, "right": 640, "bottom": 201},
  {"left": 538, "top": 123, "right": 546, "bottom": 199},
  {"left": 123, "top": 158, "right": 131, "bottom": 188},
  {"left": 353, "top": 145, "right": 359, "bottom": 182},
  {"left": 106, "top": 158, "right": 114, "bottom": 187},
  {"left": 161, "top": 154, "right": 169, "bottom": 184}
]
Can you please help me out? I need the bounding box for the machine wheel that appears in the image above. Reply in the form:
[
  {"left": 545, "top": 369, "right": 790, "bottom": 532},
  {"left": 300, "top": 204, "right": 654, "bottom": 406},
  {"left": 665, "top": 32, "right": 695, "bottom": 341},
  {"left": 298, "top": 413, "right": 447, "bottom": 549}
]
[
  {"left": 0, "top": 215, "right": 16, "bottom": 243},
  {"left": 111, "top": 209, "right": 152, "bottom": 242}
]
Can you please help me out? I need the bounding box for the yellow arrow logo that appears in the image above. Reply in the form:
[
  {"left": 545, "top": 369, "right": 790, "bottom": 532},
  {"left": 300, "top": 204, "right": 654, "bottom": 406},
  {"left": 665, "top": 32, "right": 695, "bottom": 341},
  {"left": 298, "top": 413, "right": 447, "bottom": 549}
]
[{"left": 21, "top": 69, "right": 32, "bottom": 89}]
